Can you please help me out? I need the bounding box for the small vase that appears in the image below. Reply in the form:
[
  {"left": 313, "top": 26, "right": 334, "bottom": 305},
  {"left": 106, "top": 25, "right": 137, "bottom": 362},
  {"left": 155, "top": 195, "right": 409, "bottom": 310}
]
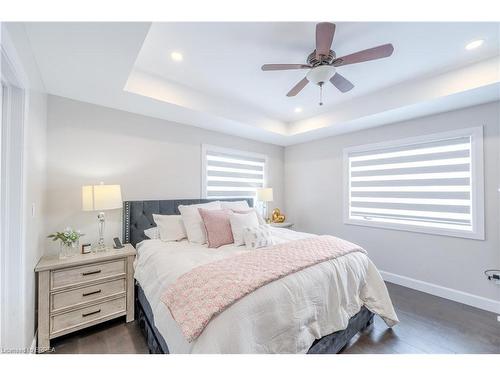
[{"left": 59, "top": 241, "right": 79, "bottom": 259}]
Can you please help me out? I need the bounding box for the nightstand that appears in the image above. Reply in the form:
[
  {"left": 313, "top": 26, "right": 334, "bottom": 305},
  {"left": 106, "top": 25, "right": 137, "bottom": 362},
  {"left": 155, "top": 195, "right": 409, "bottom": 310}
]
[
  {"left": 35, "top": 244, "right": 136, "bottom": 352},
  {"left": 270, "top": 222, "right": 294, "bottom": 229}
]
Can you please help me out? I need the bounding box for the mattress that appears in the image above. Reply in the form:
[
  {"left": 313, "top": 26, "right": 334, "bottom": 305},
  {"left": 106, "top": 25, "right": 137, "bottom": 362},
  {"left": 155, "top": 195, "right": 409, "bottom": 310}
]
[{"left": 133, "top": 227, "right": 398, "bottom": 353}]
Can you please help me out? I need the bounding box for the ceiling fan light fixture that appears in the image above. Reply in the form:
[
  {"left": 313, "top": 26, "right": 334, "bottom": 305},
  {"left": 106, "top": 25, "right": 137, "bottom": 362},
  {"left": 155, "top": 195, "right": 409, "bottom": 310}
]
[{"left": 306, "top": 65, "right": 336, "bottom": 85}]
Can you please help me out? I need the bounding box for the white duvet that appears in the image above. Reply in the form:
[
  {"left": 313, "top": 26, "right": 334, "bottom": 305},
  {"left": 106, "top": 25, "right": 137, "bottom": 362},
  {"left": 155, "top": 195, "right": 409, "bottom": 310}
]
[{"left": 134, "top": 228, "right": 398, "bottom": 353}]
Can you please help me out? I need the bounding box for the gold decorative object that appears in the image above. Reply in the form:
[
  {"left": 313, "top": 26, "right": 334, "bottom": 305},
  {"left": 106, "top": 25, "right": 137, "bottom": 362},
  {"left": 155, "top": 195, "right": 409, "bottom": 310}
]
[{"left": 271, "top": 208, "right": 286, "bottom": 223}]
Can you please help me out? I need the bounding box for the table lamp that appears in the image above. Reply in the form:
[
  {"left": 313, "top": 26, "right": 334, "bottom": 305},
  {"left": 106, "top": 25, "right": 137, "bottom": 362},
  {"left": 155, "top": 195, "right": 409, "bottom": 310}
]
[
  {"left": 256, "top": 187, "right": 273, "bottom": 223},
  {"left": 82, "top": 183, "right": 122, "bottom": 251}
]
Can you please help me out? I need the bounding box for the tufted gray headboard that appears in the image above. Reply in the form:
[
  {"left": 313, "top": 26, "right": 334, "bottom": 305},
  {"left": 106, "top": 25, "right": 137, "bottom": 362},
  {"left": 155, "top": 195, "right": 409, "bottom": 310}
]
[{"left": 122, "top": 198, "right": 253, "bottom": 247}]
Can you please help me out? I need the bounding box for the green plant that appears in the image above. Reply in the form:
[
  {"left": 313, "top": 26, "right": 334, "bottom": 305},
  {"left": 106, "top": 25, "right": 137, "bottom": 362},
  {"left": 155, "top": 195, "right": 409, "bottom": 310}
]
[{"left": 48, "top": 228, "right": 84, "bottom": 246}]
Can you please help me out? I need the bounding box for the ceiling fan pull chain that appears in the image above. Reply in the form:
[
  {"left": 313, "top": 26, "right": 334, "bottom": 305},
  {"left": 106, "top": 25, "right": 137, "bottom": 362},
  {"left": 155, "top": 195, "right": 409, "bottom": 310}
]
[{"left": 319, "top": 82, "right": 324, "bottom": 106}]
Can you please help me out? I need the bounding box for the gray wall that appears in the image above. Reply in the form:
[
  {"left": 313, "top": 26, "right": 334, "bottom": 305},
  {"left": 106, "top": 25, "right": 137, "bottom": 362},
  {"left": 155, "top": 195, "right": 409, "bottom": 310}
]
[
  {"left": 45, "top": 95, "right": 285, "bottom": 253},
  {"left": 285, "top": 102, "right": 500, "bottom": 303}
]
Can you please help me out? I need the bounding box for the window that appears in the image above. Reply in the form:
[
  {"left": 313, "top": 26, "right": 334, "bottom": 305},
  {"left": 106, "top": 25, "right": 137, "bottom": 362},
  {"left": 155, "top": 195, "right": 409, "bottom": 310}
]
[
  {"left": 202, "top": 145, "right": 267, "bottom": 201},
  {"left": 343, "top": 127, "right": 484, "bottom": 239}
]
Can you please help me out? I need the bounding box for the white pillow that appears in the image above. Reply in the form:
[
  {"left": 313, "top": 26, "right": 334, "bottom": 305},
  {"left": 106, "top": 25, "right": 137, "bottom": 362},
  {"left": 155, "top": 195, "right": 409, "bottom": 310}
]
[
  {"left": 153, "top": 214, "right": 187, "bottom": 242},
  {"left": 229, "top": 211, "right": 260, "bottom": 246},
  {"left": 220, "top": 200, "right": 250, "bottom": 210},
  {"left": 178, "top": 201, "right": 222, "bottom": 243},
  {"left": 243, "top": 224, "right": 274, "bottom": 250},
  {"left": 144, "top": 227, "right": 159, "bottom": 240},
  {"left": 252, "top": 209, "right": 266, "bottom": 225},
  {"left": 232, "top": 208, "right": 266, "bottom": 225}
]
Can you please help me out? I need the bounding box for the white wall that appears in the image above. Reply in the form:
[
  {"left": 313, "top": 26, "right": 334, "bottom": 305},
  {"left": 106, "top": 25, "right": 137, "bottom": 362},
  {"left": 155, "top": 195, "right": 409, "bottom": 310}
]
[
  {"left": 45, "top": 95, "right": 285, "bottom": 253},
  {"left": 2, "top": 23, "right": 47, "bottom": 349},
  {"left": 285, "top": 102, "right": 500, "bottom": 311}
]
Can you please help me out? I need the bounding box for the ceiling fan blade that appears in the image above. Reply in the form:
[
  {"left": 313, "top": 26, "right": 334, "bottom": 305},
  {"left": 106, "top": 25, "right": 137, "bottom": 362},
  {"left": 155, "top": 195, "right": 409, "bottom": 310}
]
[
  {"left": 261, "top": 64, "right": 310, "bottom": 71},
  {"left": 333, "top": 43, "right": 394, "bottom": 67},
  {"left": 330, "top": 73, "right": 354, "bottom": 93},
  {"left": 316, "top": 22, "right": 336, "bottom": 59},
  {"left": 286, "top": 77, "right": 309, "bottom": 97}
]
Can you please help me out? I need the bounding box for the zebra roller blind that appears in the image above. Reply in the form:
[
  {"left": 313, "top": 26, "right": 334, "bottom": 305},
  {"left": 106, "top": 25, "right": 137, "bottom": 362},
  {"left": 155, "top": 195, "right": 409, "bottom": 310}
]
[
  {"left": 203, "top": 145, "right": 266, "bottom": 200},
  {"left": 344, "top": 127, "right": 484, "bottom": 239}
]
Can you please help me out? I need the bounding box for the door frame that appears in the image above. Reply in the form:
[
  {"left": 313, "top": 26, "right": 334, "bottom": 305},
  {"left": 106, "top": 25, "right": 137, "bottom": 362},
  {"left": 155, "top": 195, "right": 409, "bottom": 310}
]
[{"left": 0, "top": 24, "right": 29, "bottom": 350}]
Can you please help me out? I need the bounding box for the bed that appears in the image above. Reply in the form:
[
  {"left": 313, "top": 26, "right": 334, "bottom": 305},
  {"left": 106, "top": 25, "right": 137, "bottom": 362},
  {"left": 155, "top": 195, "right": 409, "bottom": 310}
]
[{"left": 124, "top": 199, "right": 398, "bottom": 354}]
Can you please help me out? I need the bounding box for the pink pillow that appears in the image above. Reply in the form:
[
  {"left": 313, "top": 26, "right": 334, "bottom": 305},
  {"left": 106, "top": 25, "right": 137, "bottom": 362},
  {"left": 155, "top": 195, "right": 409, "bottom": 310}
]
[{"left": 198, "top": 208, "right": 234, "bottom": 248}]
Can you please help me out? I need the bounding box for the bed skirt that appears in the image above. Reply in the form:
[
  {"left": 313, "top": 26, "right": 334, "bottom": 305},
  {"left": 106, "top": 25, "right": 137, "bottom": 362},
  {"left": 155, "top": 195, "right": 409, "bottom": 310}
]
[
  {"left": 135, "top": 283, "right": 374, "bottom": 354},
  {"left": 137, "top": 283, "right": 170, "bottom": 353}
]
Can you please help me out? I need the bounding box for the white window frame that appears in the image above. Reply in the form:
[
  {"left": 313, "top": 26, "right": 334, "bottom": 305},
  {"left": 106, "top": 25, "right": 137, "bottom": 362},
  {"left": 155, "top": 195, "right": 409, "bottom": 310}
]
[
  {"left": 343, "top": 126, "right": 485, "bottom": 240},
  {"left": 201, "top": 144, "right": 268, "bottom": 201}
]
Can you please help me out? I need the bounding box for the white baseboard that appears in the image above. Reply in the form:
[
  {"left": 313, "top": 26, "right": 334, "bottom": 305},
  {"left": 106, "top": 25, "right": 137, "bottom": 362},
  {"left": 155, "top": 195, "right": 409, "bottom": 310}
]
[{"left": 380, "top": 270, "right": 500, "bottom": 314}]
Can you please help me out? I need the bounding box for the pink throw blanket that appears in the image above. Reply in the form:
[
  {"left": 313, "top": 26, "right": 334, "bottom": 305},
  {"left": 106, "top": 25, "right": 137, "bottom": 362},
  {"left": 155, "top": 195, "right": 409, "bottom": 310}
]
[{"left": 161, "top": 235, "right": 366, "bottom": 342}]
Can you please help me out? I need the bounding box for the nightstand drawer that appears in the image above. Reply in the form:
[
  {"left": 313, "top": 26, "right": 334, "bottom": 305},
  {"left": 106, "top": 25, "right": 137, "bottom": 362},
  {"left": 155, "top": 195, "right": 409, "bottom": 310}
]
[
  {"left": 50, "top": 297, "right": 126, "bottom": 335},
  {"left": 51, "top": 259, "right": 125, "bottom": 289},
  {"left": 51, "top": 279, "right": 126, "bottom": 311}
]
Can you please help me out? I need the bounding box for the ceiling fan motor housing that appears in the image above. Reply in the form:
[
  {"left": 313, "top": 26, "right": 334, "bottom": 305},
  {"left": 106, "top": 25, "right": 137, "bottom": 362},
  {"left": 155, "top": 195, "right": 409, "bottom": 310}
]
[{"left": 307, "top": 50, "right": 336, "bottom": 66}]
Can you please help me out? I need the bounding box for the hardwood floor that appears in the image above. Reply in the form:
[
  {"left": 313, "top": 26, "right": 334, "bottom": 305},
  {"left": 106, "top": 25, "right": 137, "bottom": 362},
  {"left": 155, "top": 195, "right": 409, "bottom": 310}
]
[
  {"left": 50, "top": 318, "right": 149, "bottom": 354},
  {"left": 341, "top": 283, "right": 500, "bottom": 354},
  {"left": 50, "top": 282, "right": 500, "bottom": 354}
]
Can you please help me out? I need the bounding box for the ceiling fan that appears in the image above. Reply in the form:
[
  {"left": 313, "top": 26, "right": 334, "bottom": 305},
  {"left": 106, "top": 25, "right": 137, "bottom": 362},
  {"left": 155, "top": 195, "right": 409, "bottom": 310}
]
[{"left": 261, "top": 22, "right": 394, "bottom": 105}]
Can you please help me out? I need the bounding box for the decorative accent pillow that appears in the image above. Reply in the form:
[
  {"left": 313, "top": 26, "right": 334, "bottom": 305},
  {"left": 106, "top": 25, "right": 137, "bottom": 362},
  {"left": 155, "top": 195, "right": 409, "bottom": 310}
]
[
  {"left": 229, "top": 211, "right": 260, "bottom": 246},
  {"left": 198, "top": 208, "right": 234, "bottom": 248},
  {"left": 178, "top": 201, "right": 221, "bottom": 244},
  {"left": 153, "top": 214, "right": 187, "bottom": 242},
  {"left": 243, "top": 224, "right": 274, "bottom": 250},
  {"left": 233, "top": 208, "right": 266, "bottom": 225},
  {"left": 144, "top": 227, "right": 160, "bottom": 240},
  {"left": 220, "top": 200, "right": 250, "bottom": 211}
]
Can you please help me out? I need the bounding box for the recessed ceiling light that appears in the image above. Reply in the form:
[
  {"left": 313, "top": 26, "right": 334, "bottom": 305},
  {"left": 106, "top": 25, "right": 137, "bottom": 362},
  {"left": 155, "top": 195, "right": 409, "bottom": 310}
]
[
  {"left": 294, "top": 107, "right": 303, "bottom": 113},
  {"left": 170, "top": 51, "right": 183, "bottom": 62},
  {"left": 465, "top": 39, "right": 484, "bottom": 50}
]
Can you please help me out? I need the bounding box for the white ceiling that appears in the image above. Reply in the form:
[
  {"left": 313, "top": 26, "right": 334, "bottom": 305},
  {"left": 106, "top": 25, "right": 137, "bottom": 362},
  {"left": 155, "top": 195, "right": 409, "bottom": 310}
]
[{"left": 23, "top": 22, "right": 500, "bottom": 145}]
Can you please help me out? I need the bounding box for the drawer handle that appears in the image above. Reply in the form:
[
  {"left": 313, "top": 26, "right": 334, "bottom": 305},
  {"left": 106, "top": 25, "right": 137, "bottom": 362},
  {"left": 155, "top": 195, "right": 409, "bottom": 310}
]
[
  {"left": 82, "top": 289, "right": 102, "bottom": 297},
  {"left": 82, "top": 270, "right": 101, "bottom": 276},
  {"left": 82, "top": 309, "right": 101, "bottom": 317}
]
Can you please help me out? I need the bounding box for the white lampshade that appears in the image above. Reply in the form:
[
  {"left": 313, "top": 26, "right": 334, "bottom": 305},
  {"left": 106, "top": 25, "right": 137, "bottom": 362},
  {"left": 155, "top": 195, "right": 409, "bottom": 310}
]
[
  {"left": 256, "top": 187, "right": 273, "bottom": 202},
  {"left": 82, "top": 184, "right": 122, "bottom": 211}
]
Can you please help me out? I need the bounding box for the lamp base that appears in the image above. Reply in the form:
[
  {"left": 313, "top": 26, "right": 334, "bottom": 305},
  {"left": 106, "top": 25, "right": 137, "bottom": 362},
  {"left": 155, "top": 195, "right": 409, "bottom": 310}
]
[
  {"left": 96, "top": 212, "right": 107, "bottom": 252},
  {"left": 263, "top": 202, "right": 271, "bottom": 223}
]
